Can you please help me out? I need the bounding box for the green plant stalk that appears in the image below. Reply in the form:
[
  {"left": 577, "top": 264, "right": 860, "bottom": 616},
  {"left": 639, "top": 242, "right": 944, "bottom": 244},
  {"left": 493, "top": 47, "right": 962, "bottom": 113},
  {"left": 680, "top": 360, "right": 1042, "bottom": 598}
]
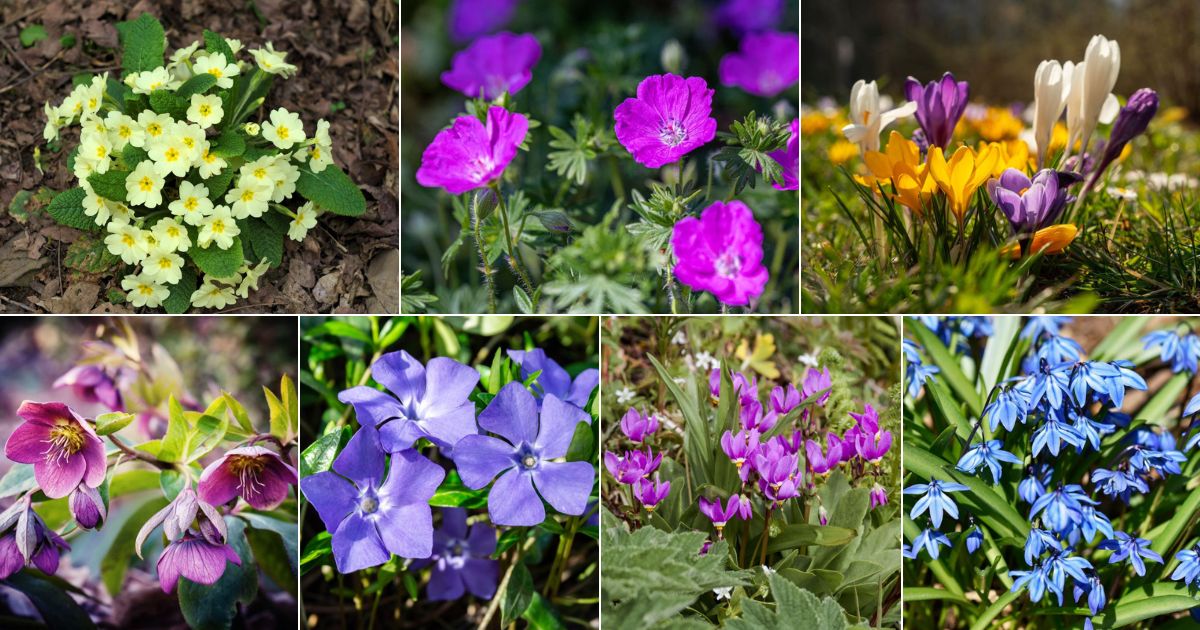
[
  {"left": 545, "top": 517, "right": 580, "bottom": 599},
  {"left": 491, "top": 182, "right": 536, "bottom": 305},
  {"left": 470, "top": 202, "right": 497, "bottom": 313},
  {"left": 227, "top": 68, "right": 267, "bottom": 129},
  {"left": 758, "top": 506, "right": 773, "bottom": 566},
  {"left": 479, "top": 530, "right": 534, "bottom": 629}
]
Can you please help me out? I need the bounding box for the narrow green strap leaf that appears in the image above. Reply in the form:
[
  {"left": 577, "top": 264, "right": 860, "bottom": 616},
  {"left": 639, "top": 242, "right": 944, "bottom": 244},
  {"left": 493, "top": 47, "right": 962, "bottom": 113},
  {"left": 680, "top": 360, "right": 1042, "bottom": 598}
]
[
  {"left": 905, "top": 445, "right": 1028, "bottom": 540},
  {"left": 908, "top": 322, "right": 983, "bottom": 416}
]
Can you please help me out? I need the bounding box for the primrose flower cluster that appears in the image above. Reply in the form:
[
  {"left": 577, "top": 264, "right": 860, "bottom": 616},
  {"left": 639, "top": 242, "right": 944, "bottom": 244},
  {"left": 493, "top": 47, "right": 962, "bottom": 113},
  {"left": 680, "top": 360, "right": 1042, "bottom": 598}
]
[
  {"left": 904, "top": 317, "right": 1200, "bottom": 629},
  {"left": 43, "top": 23, "right": 339, "bottom": 311},
  {"left": 0, "top": 355, "right": 297, "bottom": 597},
  {"left": 416, "top": 0, "right": 797, "bottom": 310},
  {"left": 839, "top": 34, "right": 1158, "bottom": 258},
  {"left": 300, "top": 349, "right": 597, "bottom": 600}
]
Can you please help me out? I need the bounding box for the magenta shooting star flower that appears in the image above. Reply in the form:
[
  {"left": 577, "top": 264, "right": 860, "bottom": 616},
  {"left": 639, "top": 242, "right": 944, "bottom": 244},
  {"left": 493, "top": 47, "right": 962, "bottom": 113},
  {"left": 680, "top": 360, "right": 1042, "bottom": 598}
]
[
  {"left": 769, "top": 383, "right": 800, "bottom": 415},
  {"left": 802, "top": 367, "right": 832, "bottom": 406},
  {"left": 447, "top": 0, "right": 518, "bottom": 43},
  {"left": 441, "top": 32, "right": 541, "bottom": 99},
  {"left": 5, "top": 401, "right": 106, "bottom": 499},
  {"left": 671, "top": 200, "right": 769, "bottom": 306},
  {"left": 718, "top": 31, "right": 799, "bottom": 98},
  {"left": 54, "top": 365, "right": 123, "bottom": 410},
  {"left": 739, "top": 399, "right": 778, "bottom": 432},
  {"left": 806, "top": 434, "right": 844, "bottom": 475},
  {"left": 414, "top": 508, "right": 499, "bottom": 601},
  {"left": 614, "top": 73, "right": 717, "bottom": 168},
  {"left": 699, "top": 495, "right": 749, "bottom": 534},
  {"left": 713, "top": 0, "right": 782, "bottom": 34},
  {"left": 619, "top": 407, "right": 658, "bottom": 442},
  {"left": 416, "top": 106, "right": 528, "bottom": 195},
  {"left": 454, "top": 383, "right": 595, "bottom": 527},
  {"left": 769, "top": 119, "right": 799, "bottom": 191},
  {"left": 299, "top": 428, "right": 445, "bottom": 573},
  {"left": 870, "top": 483, "right": 889, "bottom": 509},
  {"left": 0, "top": 499, "right": 70, "bottom": 579},
  {"left": 603, "top": 447, "right": 661, "bottom": 484},
  {"left": 905, "top": 72, "right": 970, "bottom": 149},
  {"left": 337, "top": 350, "right": 480, "bottom": 453},
  {"left": 720, "top": 428, "right": 759, "bottom": 469},
  {"left": 197, "top": 445, "right": 298, "bottom": 511},
  {"left": 508, "top": 348, "right": 599, "bottom": 410},
  {"left": 634, "top": 475, "right": 671, "bottom": 512}
]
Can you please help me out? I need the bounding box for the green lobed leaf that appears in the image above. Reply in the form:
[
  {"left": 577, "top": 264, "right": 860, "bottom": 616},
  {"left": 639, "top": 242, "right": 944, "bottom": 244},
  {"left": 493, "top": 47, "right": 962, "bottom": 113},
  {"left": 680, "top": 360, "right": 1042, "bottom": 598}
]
[
  {"left": 115, "top": 13, "right": 165, "bottom": 76},
  {"left": 189, "top": 237, "right": 244, "bottom": 278},
  {"left": 47, "top": 187, "right": 100, "bottom": 231},
  {"left": 295, "top": 164, "right": 366, "bottom": 217},
  {"left": 86, "top": 170, "right": 130, "bottom": 203},
  {"left": 725, "top": 572, "right": 852, "bottom": 630}
]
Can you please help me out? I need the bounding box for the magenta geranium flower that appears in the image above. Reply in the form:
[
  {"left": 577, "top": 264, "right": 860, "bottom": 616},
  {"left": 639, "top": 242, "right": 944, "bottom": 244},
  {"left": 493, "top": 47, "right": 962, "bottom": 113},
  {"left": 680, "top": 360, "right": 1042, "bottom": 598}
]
[
  {"left": 441, "top": 32, "right": 541, "bottom": 99},
  {"left": 770, "top": 119, "right": 799, "bottom": 191},
  {"left": 671, "top": 200, "right": 768, "bottom": 307},
  {"left": 614, "top": 74, "right": 717, "bottom": 168},
  {"left": 416, "top": 106, "right": 528, "bottom": 195},
  {"left": 719, "top": 31, "right": 799, "bottom": 98},
  {"left": 157, "top": 533, "right": 242, "bottom": 593},
  {"left": 197, "top": 445, "right": 298, "bottom": 510},
  {"left": 5, "top": 401, "right": 106, "bottom": 499},
  {"left": 448, "top": 0, "right": 518, "bottom": 43}
]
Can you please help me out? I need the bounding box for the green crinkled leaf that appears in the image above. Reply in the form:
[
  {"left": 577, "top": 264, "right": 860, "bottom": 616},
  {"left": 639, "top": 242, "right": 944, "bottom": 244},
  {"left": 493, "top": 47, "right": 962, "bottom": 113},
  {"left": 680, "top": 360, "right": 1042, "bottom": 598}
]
[
  {"left": 189, "top": 237, "right": 244, "bottom": 278},
  {"left": 725, "top": 573, "right": 854, "bottom": 630},
  {"left": 47, "top": 187, "right": 100, "bottom": 231},
  {"left": 64, "top": 234, "right": 120, "bottom": 274},
  {"left": 296, "top": 164, "right": 366, "bottom": 217},
  {"left": 241, "top": 217, "right": 285, "bottom": 267},
  {"left": 175, "top": 73, "right": 218, "bottom": 100},
  {"left": 163, "top": 266, "right": 198, "bottom": 313},
  {"left": 115, "top": 13, "right": 165, "bottom": 77},
  {"left": 200, "top": 167, "right": 237, "bottom": 201},
  {"left": 149, "top": 89, "right": 187, "bottom": 118},
  {"left": 211, "top": 130, "right": 246, "bottom": 158},
  {"left": 86, "top": 170, "right": 129, "bottom": 203},
  {"left": 178, "top": 517, "right": 258, "bottom": 630},
  {"left": 202, "top": 30, "right": 236, "bottom": 64},
  {"left": 121, "top": 145, "right": 149, "bottom": 170}
]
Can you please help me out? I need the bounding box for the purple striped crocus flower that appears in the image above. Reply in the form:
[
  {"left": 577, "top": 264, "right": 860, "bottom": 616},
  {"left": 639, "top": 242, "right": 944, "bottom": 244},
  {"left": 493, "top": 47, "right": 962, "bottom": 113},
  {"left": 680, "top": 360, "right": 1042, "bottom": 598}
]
[{"left": 904, "top": 72, "right": 970, "bottom": 149}]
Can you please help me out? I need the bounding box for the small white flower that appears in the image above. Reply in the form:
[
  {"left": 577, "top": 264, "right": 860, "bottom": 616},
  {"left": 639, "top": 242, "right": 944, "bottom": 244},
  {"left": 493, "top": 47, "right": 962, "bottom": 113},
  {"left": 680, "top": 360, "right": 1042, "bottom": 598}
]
[
  {"left": 672, "top": 331, "right": 687, "bottom": 345},
  {"left": 615, "top": 387, "right": 635, "bottom": 404},
  {"left": 713, "top": 587, "right": 732, "bottom": 601},
  {"left": 761, "top": 565, "right": 777, "bottom": 576},
  {"left": 1106, "top": 186, "right": 1138, "bottom": 201},
  {"left": 694, "top": 351, "right": 720, "bottom": 371},
  {"left": 799, "top": 351, "right": 820, "bottom": 367}
]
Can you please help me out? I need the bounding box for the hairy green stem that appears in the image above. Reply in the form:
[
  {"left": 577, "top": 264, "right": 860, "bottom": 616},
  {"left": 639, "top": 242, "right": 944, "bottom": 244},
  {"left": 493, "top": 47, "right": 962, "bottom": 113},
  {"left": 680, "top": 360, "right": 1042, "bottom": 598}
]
[
  {"left": 470, "top": 202, "right": 497, "bottom": 313},
  {"left": 491, "top": 183, "right": 536, "bottom": 306}
]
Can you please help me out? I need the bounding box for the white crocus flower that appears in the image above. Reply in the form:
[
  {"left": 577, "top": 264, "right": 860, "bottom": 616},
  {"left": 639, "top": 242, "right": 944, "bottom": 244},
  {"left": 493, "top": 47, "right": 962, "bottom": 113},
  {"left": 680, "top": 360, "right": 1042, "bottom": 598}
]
[
  {"left": 1032, "top": 59, "right": 1073, "bottom": 168},
  {"left": 1064, "top": 35, "right": 1120, "bottom": 164},
  {"left": 841, "top": 79, "right": 916, "bottom": 153}
]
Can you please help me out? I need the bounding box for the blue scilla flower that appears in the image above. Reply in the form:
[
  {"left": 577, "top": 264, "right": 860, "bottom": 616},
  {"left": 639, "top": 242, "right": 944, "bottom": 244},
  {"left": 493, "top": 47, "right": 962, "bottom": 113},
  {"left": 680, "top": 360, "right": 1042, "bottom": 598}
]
[
  {"left": 1141, "top": 328, "right": 1200, "bottom": 374},
  {"left": 1068, "top": 360, "right": 1133, "bottom": 407},
  {"left": 1027, "top": 359, "right": 1072, "bottom": 411},
  {"left": 1188, "top": 431, "right": 1200, "bottom": 452},
  {"left": 1036, "top": 335, "right": 1085, "bottom": 365},
  {"left": 1091, "top": 467, "right": 1148, "bottom": 502},
  {"left": 1186, "top": 391, "right": 1200, "bottom": 417},
  {"left": 1031, "top": 484, "right": 1095, "bottom": 534},
  {"left": 1011, "top": 561, "right": 1059, "bottom": 604},
  {"left": 1019, "top": 464, "right": 1053, "bottom": 505},
  {"left": 917, "top": 316, "right": 957, "bottom": 349},
  {"left": 904, "top": 478, "right": 970, "bottom": 529},
  {"left": 1025, "top": 528, "right": 1064, "bottom": 564},
  {"left": 1072, "top": 574, "right": 1106, "bottom": 616},
  {"left": 965, "top": 526, "right": 983, "bottom": 554},
  {"left": 1070, "top": 411, "right": 1114, "bottom": 452},
  {"left": 1171, "top": 546, "right": 1200, "bottom": 587},
  {"left": 958, "top": 316, "right": 994, "bottom": 339},
  {"left": 1102, "top": 360, "right": 1147, "bottom": 408},
  {"left": 1128, "top": 431, "right": 1187, "bottom": 477},
  {"left": 901, "top": 543, "right": 917, "bottom": 560},
  {"left": 1032, "top": 414, "right": 1085, "bottom": 457},
  {"left": 1047, "top": 550, "right": 1094, "bottom": 605},
  {"left": 906, "top": 362, "right": 940, "bottom": 398},
  {"left": 1099, "top": 531, "right": 1163, "bottom": 576},
  {"left": 1076, "top": 506, "right": 1115, "bottom": 544},
  {"left": 956, "top": 439, "right": 1022, "bottom": 484},
  {"left": 985, "top": 385, "right": 1030, "bottom": 432},
  {"left": 1021, "top": 316, "right": 1072, "bottom": 340},
  {"left": 911, "top": 528, "right": 952, "bottom": 560}
]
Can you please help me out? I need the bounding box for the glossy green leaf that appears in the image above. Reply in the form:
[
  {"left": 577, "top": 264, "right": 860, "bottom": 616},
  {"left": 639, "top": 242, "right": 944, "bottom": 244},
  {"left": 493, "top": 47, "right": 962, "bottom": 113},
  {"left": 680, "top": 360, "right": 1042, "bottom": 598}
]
[{"left": 95, "top": 411, "right": 136, "bottom": 435}]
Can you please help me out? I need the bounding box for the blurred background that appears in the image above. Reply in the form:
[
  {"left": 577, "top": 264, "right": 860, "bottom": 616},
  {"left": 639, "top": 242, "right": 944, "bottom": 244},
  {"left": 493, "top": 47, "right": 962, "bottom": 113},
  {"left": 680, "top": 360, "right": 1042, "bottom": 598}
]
[{"left": 802, "top": 0, "right": 1200, "bottom": 113}]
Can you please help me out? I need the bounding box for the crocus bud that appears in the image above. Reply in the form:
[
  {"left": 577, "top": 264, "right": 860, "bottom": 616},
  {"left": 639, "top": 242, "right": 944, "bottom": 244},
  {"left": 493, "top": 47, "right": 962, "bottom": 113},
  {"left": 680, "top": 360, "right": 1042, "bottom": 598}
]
[
  {"left": 904, "top": 72, "right": 969, "bottom": 149},
  {"left": 69, "top": 483, "right": 107, "bottom": 529},
  {"left": 1089, "top": 88, "right": 1158, "bottom": 188},
  {"left": 1032, "top": 59, "right": 1073, "bottom": 168}
]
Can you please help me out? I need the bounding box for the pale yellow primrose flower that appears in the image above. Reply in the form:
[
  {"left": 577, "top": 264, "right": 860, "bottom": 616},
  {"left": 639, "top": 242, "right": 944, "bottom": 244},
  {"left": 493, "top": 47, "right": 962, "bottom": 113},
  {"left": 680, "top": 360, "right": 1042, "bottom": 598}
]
[
  {"left": 176, "top": 123, "right": 207, "bottom": 161},
  {"left": 78, "top": 131, "right": 113, "bottom": 174},
  {"left": 131, "top": 67, "right": 173, "bottom": 95},
  {"left": 225, "top": 178, "right": 271, "bottom": 219},
  {"left": 147, "top": 131, "right": 191, "bottom": 178},
  {"left": 198, "top": 206, "right": 241, "bottom": 249},
  {"left": 104, "top": 111, "right": 144, "bottom": 150},
  {"left": 138, "top": 110, "right": 174, "bottom": 146},
  {"left": 197, "top": 149, "right": 228, "bottom": 179},
  {"left": 104, "top": 223, "right": 150, "bottom": 265},
  {"left": 270, "top": 158, "right": 301, "bottom": 202},
  {"left": 190, "top": 279, "right": 237, "bottom": 309},
  {"left": 250, "top": 42, "right": 297, "bottom": 77},
  {"left": 43, "top": 103, "right": 66, "bottom": 142},
  {"left": 121, "top": 273, "right": 169, "bottom": 308},
  {"left": 288, "top": 202, "right": 319, "bottom": 241},
  {"left": 193, "top": 52, "right": 240, "bottom": 89},
  {"left": 187, "top": 94, "right": 224, "bottom": 129},
  {"left": 262, "top": 108, "right": 305, "bottom": 150},
  {"left": 142, "top": 248, "right": 185, "bottom": 285},
  {"left": 125, "top": 161, "right": 165, "bottom": 208},
  {"left": 296, "top": 119, "right": 334, "bottom": 173},
  {"left": 236, "top": 260, "right": 271, "bottom": 298},
  {"left": 82, "top": 193, "right": 122, "bottom": 227},
  {"left": 169, "top": 181, "right": 215, "bottom": 225},
  {"left": 151, "top": 217, "right": 191, "bottom": 252}
]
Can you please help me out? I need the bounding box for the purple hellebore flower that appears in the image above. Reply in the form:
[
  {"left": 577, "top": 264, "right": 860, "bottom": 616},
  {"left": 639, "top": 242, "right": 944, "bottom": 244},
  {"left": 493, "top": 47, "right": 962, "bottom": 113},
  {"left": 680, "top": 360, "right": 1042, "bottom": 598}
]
[
  {"left": 739, "top": 399, "right": 778, "bottom": 432},
  {"left": 299, "top": 428, "right": 445, "bottom": 573},
  {"left": 870, "top": 483, "right": 889, "bottom": 509},
  {"left": 5, "top": 401, "right": 106, "bottom": 499},
  {"left": 672, "top": 200, "right": 769, "bottom": 306},
  {"left": 770, "top": 382, "right": 800, "bottom": 416},
  {"left": 416, "top": 106, "right": 528, "bottom": 195},
  {"left": 699, "top": 495, "right": 748, "bottom": 531},
  {"left": 338, "top": 350, "right": 479, "bottom": 453},
  {"left": 447, "top": 0, "right": 518, "bottom": 43},
  {"left": 614, "top": 73, "right": 717, "bottom": 168},
  {"left": 1091, "top": 88, "right": 1159, "bottom": 187},
  {"left": 768, "top": 119, "right": 799, "bottom": 191},
  {"left": 634, "top": 475, "right": 671, "bottom": 512},
  {"left": 718, "top": 31, "right": 799, "bottom": 98},
  {"left": 806, "top": 434, "right": 843, "bottom": 475},
  {"left": 0, "top": 499, "right": 70, "bottom": 579},
  {"left": 508, "top": 348, "right": 599, "bottom": 410},
  {"left": 415, "top": 508, "right": 499, "bottom": 601},
  {"left": 441, "top": 32, "right": 541, "bottom": 100},
  {"left": 197, "top": 445, "right": 298, "bottom": 511},
  {"left": 53, "top": 365, "right": 123, "bottom": 410},
  {"left": 157, "top": 532, "right": 242, "bottom": 594},
  {"left": 135, "top": 486, "right": 227, "bottom": 559},
  {"left": 619, "top": 407, "right": 658, "bottom": 443},
  {"left": 69, "top": 483, "right": 106, "bottom": 529},
  {"left": 801, "top": 368, "right": 832, "bottom": 407},
  {"left": 454, "top": 383, "right": 595, "bottom": 526},
  {"left": 720, "top": 428, "right": 759, "bottom": 469},
  {"left": 904, "top": 72, "right": 970, "bottom": 149},
  {"left": 603, "top": 448, "right": 661, "bottom": 484},
  {"left": 987, "top": 168, "right": 1076, "bottom": 236},
  {"left": 714, "top": 0, "right": 782, "bottom": 34}
]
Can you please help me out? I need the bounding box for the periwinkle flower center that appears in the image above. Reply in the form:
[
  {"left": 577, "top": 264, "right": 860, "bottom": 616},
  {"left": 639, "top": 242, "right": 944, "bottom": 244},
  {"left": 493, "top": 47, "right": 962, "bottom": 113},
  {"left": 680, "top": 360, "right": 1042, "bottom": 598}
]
[
  {"left": 48, "top": 422, "right": 85, "bottom": 457},
  {"left": 515, "top": 443, "right": 540, "bottom": 470},
  {"left": 715, "top": 251, "right": 742, "bottom": 278},
  {"left": 659, "top": 119, "right": 688, "bottom": 147},
  {"left": 358, "top": 487, "right": 380, "bottom": 515}
]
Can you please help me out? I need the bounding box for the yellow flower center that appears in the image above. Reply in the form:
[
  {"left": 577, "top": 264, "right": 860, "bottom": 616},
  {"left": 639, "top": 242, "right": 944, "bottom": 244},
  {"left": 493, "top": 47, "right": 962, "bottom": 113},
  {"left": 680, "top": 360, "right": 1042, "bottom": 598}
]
[
  {"left": 122, "top": 234, "right": 136, "bottom": 247},
  {"left": 184, "top": 198, "right": 198, "bottom": 211},
  {"left": 208, "top": 67, "right": 223, "bottom": 78},
  {"left": 164, "top": 147, "right": 180, "bottom": 162},
  {"left": 199, "top": 104, "right": 212, "bottom": 116},
  {"left": 241, "top": 190, "right": 255, "bottom": 202},
  {"left": 182, "top": 137, "right": 195, "bottom": 149},
  {"left": 253, "top": 167, "right": 267, "bottom": 179},
  {"left": 147, "top": 123, "right": 162, "bottom": 136},
  {"left": 139, "top": 177, "right": 154, "bottom": 192},
  {"left": 48, "top": 422, "right": 85, "bottom": 456},
  {"left": 138, "top": 285, "right": 155, "bottom": 296},
  {"left": 276, "top": 126, "right": 290, "bottom": 140},
  {"left": 95, "top": 146, "right": 107, "bottom": 158},
  {"left": 119, "top": 126, "right": 131, "bottom": 138},
  {"left": 158, "top": 258, "right": 173, "bottom": 270},
  {"left": 212, "top": 219, "right": 225, "bottom": 233}
]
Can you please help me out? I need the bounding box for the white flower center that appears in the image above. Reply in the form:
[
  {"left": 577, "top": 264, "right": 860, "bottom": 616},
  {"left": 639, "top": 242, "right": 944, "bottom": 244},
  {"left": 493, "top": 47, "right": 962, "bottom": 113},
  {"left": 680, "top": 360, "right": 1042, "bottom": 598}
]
[
  {"left": 715, "top": 251, "right": 741, "bottom": 278},
  {"left": 659, "top": 119, "right": 688, "bottom": 147}
]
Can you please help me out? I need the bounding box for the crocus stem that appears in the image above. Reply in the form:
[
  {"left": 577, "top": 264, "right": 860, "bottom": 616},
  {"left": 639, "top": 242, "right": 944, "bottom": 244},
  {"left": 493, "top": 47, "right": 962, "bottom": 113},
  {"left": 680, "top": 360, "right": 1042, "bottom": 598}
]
[
  {"left": 491, "top": 182, "right": 537, "bottom": 306},
  {"left": 470, "top": 201, "right": 497, "bottom": 313}
]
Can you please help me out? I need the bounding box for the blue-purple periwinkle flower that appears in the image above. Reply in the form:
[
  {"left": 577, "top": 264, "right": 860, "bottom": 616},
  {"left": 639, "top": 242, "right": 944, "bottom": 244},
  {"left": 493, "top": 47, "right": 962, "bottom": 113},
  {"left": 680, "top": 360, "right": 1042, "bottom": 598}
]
[
  {"left": 338, "top": 350, "right": 480, "bottom": 453},
  {"left": 698, "top": 495, "right": 750, "bottom": 535},
  {"left": 455, "top": 383, "right": 594, "bottom": 526},
  {"left": 769, "top": 383, "right": 800, "bottom": 415},
  {"left": 418, "top": 508, "right": 499, "bottom": 601},
  {"left": 1090, "top": 88, "right": 1159, "bottom": 187},
  {"left": 299, "top": 428, "right": 445, "bottom": 573},
  {"left": 157, "top": 532, "right": 241, "bottom": 594},
  {"left": 0, "top": 498, "right": 70, "bottom": 580},
  {"left": 1098, "top": 531, "right": 1163, "bottom": 576},
  {"left": 69, "top": 483, "right": 106, "bottom": 529},
  {"left": 904, "top": 72, "right": 969, "bottom": 149},
  {"left": 53, "top": 365, "right": 124, "bottom": 411},
  {"left": 719, "top": 428, "right": 759, "bottom": 469},
  {"left": 633, "top": 475, "right": 671, "bottom": 512},
  {"left": 619, "top": 407, "right": 658, "bottom": 443},
  {"left": 869, "top": 483, "right": 888, "bottom": 510},
  {"left": 198, "top": 445, "right": 298, "bottom": 511},
  {"left": 987, "top": 168, "right": 1076, "bottom": 236},
  {"left": 508, "top": 349, "right": 599, "bottom": 410},
  {"left": 604, "top": 447, "right": 662, "bottom": 484},
  {"left": 904, "top": 478, "right": 969, "bottom": 529}
]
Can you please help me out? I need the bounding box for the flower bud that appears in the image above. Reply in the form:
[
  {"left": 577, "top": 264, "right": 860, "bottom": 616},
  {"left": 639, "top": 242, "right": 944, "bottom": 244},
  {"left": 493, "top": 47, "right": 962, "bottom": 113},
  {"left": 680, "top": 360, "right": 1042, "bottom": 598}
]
[
  {"left": 69, "top": 483, "right": 107, "bottom": 529},
  {"left": 660, "top": 39, "right": 686, "bottom": 75},
  {"left": 243, "top": 122, "right": 261, "bottom": 136}
]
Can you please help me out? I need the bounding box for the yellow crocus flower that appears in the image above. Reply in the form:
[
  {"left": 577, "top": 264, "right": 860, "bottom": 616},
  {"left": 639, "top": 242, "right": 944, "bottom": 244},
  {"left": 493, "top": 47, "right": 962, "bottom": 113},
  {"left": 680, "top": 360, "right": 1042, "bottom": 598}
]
[
  {"left": 859, "top": 131, "right": 937, "bottom": 213},
  {"left": 1000, "top": 223, "right": 1079, "bottom": 258},
  {"left": 981, "top": 140, "right": 1034, "bottom": 176},
  {"left": 928, "top": 144, "right": 1000, "bottom": 222}
]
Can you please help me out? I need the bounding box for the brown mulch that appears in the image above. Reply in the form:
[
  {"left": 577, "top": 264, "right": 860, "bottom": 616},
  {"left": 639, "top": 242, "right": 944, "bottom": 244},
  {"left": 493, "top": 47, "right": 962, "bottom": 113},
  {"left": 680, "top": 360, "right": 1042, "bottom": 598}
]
[{"left": 0, "top": 0, "right": 399, "bottom": 313}]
